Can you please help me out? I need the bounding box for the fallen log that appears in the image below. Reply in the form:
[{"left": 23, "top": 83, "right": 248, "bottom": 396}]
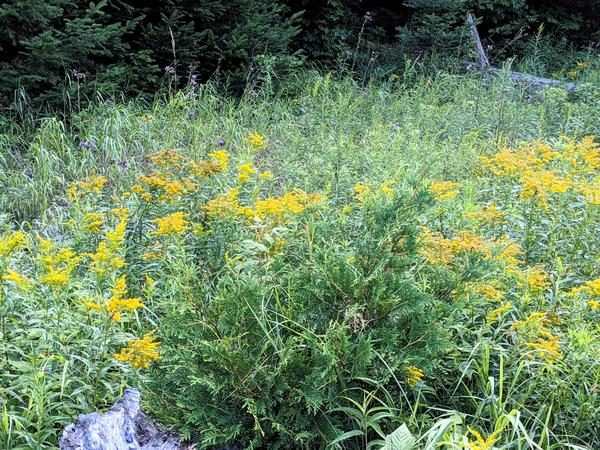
[{"left": 465, "top": 13, "right": 581, "bottom": 92}]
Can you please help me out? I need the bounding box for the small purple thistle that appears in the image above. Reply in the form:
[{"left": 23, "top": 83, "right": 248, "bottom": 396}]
[{"left": 217, "top": 139, "right": 226, "bottom": 147}]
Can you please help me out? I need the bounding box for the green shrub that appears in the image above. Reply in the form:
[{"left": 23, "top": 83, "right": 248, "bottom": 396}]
[{"left": 146, "top": 181, "right": 451, "bottom": 448}]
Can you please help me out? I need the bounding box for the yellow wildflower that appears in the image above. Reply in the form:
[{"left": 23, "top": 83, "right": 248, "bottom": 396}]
[
  {"left": 0, "top": 230, "right": 27, "bottom": 257},
  {"left": 567, "top": 71, "right": 577, "bottom": 78},
  {"left": 148, "top": 148, "right": 185, "bottom": 170},
  {"left": 110, "top": 207, "right": 132, "bottom": 221},
  {"left": 493, "top": 238, "right": 523, "bottom": 266},
  {"left": 237, "top": 162, "right": 257, "bottom": 182},
  {"left": 486, "top": 301, "right": 512, "bottom": 323},
  {"left": 588, "top": 300, "right": 599, "bottom": 309},
  {"left": 405, "top": 366, "right": 425, "bottom": 388},
  {"left": 244, "top": 132, "right": 266, "bottom": 149},
  {"left": 2, "top": 268, "right": 31, "bottom": 290},
  {"left": 465, "top": 202, "right": 506, "bottom": 224},
  {"left": 524, "top": 333, "right": 563, "bottom": 364},
  {"left": 569, "top": 277, "right": 600, "bottom": 297},
  {"left": 576, "top": 61, "right": 589, "bottom": 69},
  {"left": 466, "top": 426, "right": 501, "bottom": 450},
  {"left": 82, "top": 213, "right": 104, "bottom": 234},
  {"left": 471, "top": 282, "right": 505, "bottom": 301},
  {"left": 114, "top": 332, "right": 161, "bottom": 369},
  {"left": 259, "top": 170, "right": 272, "bottom": 180},
  {"left": 188, "top": 159, "right": 223, "bottom": 177},
  {"left": 516, "top": 266, "right": 550, "bottom": 292},
  {"left": 353, "top": 183, "right": 373, "bottom": 202},
  {"left": 67, "top": 175, "right": 107, "bottom": 200},
  {"left": 430, "top": 181, "right": 460, "bottom": 201},
  {"left": 151, "top": 212, "right": 189, "bottom": 236},
  {"left": 39, "top": 267, "right": 71, "bottom": 288},
  {"left": 379, "top": 180, "right": 395, "bottom": 198},
  {"left": 83, "top": 300, "right": 104, "bottom": 313},
  {"left": 449, "top": 231, "right": 490, "bottom": 256},
  {"left": 204, "top": 188, "right": 241, "bottom": 218},
  {"left": 418, "top": 227, "right": 454, "bottom": 265},
  {"left": 107, "top": 220, "right": 127, "bottom": 249},
  {"left": 208, "top": 150, "right": 229, "bottom": 171}
]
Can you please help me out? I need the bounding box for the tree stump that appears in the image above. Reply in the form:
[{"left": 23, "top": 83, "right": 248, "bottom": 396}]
[{"left": 60, "top": 388, "right": 188, "bottom": 450}]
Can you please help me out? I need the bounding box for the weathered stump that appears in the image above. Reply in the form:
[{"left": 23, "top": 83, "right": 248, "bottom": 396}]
[{"left": 60, "top": 388, "right": 188, "bottom": 450}]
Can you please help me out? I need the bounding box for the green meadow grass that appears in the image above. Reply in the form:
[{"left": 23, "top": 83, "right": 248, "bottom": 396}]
[{"left": 1, "top": 66, "right": 599, "bottom": 449}]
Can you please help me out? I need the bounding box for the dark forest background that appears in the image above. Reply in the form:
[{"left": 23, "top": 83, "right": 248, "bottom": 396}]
[{"left": 1, "top": 0, "right": 599, "bottom": 109}]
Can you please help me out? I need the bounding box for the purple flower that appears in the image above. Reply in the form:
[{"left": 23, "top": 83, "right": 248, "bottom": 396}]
[
  {"left": 190, "top": 74, "right": 198, "bottom": 86},
  {"left": 78, "top": 140, "right": 95, "bottom": 149},
  {"left": 188, "top": 111, "right": 196, "bottom": 120},
  {"left": 217, "top": 139, "right": 226, "bottom": 147}
]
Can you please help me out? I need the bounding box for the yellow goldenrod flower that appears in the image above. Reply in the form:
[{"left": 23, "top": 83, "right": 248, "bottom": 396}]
[
  {"left": 567, "top": 71, "right": 577, "bottom": 78},
  {"left": 471, "top": 282, "right": 505, "bottom": 301},
  {"left": 39, "top": 267, "right": 71, "bottom": 287},
  {"left": 151, "top": 212, "right": 189, "bottom": 236},
  {"left": 517, "top": 266, "right": 550, "bottom": 293},
  {"left": 466, "top": 202, "right": 506, "bottom": 224},
  {"left": 430, "top": 180, "right": 461, "bottom": 201},
  {"left": 418, "top": 227, "right": 454, "bottom": 265},
  {"left": 111, "top": 207, "right": 132, "bottom": 221},
  {"left": 449, "top": 231, "right": 490, "bottom": 256},
  {"left": 486, "top": 301, "right": 512, "bottom": 323},
  {"left": 148, "top": 148, "right": 185, "bottom": 170},
  {"left": 115, "top": 332, "right": 161, "bottom": 369},
  {"left": 244, "top": 132, "right": 266, "bottom": 149},
  {"left": 353, "top": 183, "right": 373, "bottom": 202},
  {"left": 493, "top": 238, "right": 523, "bottom": 266},
  {"left": 379, "top": 180, "right": 395, "bottom": 198},
  {"left": 2, "top": 268, "right": 31, "bottom": 290},
  {"left": 236, "top": 162, "right": 257, "bottom": 182},
  {"left": 208, "top": 150, "right": 229, "bottom": 171},
  {"left": 106, "top": 220, "right": 127, "bottom": 249},
  {"left": 0, "top": 230, "right": 27, "bottom": 257},
  {"left": 405, "top": 366, "right": 425, "bottom": 388},
  {"left": 82, "top": 213, "right": 104, "bottom": 234},
  {"left": 259, "top": 170, "right": 272, "bottom": 180},
  {"left": 466, "top": 426, "right": 501, "bottom": 450},
  {"left": 576, "top": 61, "right": 589, "bottom": 69},
  {"left": 67, "top": 175, "right": 107, "bottom": 200},
  {"left": 569, "top": 277, "right": 600, "bottom": 297}
]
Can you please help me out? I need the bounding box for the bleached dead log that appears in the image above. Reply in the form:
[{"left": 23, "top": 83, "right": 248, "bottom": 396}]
[
  {"left": 465, "top": 13, "right": 581, "bottom": 92},
  {"left": 60, "top": 389, "right": 189, "bottom": 450}
]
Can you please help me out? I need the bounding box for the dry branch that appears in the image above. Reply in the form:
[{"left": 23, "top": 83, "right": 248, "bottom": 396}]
[{"left": 465, "top": 13, "right": 580, "bottom": 92}]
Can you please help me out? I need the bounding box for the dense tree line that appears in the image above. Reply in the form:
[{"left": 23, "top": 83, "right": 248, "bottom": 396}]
[{"left": 1, "top": 0, "right": 598, "bottom": 108}]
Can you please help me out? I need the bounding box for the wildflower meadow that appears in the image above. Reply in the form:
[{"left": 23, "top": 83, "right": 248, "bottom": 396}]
[{"left": 1, "top": 68, "right": 600, "bottom": 449}]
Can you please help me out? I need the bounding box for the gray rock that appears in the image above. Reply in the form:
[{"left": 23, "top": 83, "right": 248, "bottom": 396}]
[{"left": 60, "top": 388, "right": 189, "bottom": 450}]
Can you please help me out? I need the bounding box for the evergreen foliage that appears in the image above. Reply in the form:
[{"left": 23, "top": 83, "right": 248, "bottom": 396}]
[
  {"left": 1, "top": 0, "right": 599, "bottom": 109},
  {"left": 148, "top": 188, "right": 449, "bottom": 447}
]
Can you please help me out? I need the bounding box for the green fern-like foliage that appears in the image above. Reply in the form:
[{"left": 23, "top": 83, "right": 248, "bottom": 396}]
[{"left": 146, "top": 186, "right": 451, "bottom": 448}]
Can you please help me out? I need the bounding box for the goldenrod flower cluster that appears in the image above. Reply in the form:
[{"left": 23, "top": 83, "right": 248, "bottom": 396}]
[
  {"left": 244, "top": 132, "right": 266, "bottom": 149},
  {"left": 405, "top": 365, "right": 425, "bottom": 388},
  {"left": 481, "top": 137, "right": 600, "bottom": 209},
  {"left": 37, "top": 236, "right": 80, "bottom": 288},
  {"left": 67, "top": 175, "right": 107, "bottom": 200},
  {"left": 114, "top": 332, "right": 160, "bottom": 369},
  {"left": 151, "top": 212, "right": 189, "bottom": 236},
  {"left": 0, "top": 230, "right": 27, "bottom": 258},
  {"left": 429, "top": 180, "right": 461, "bottom": 201},
  {"left": 511, "top": 312, "right": 563, "bottom": 364},
  {"left": 85, "top": 220, "right": 127, "bottom": 277},
  {"left": 466, "top": 426, "right": 502, "bottom": 450}
]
